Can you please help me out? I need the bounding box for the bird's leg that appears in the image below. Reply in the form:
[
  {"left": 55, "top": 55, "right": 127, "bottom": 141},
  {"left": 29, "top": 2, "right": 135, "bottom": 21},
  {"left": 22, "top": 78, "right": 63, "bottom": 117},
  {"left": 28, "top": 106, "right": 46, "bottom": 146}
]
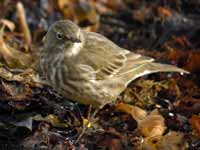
[
  {"left": 75, "top": 106, "right": 100, "bottom": 143},
  {"left": 87, "top": 104, "right": 92, "bottom": 121}
]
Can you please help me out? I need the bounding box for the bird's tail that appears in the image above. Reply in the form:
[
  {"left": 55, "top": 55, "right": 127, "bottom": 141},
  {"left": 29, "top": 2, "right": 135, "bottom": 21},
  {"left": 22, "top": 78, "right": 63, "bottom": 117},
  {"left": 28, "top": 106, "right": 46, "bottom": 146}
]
[
  {"left": 142, "top": 62, "right": 189, "bottom": 74},
  {"left": 119, "top": 62, "right": 189, "bottom": 86}
]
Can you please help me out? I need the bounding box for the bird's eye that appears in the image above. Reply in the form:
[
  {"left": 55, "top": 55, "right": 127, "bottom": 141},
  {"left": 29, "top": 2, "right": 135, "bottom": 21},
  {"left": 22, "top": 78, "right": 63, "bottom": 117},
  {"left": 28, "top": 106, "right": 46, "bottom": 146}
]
[{"left": 56, "top": 32, "right": 63, "bottom": 40}]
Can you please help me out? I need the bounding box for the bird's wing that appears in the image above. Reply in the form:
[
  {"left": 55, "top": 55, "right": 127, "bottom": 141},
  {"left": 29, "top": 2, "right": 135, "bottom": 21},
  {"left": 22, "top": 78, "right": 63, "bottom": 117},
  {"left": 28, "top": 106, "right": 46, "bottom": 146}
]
[
  {"left": 78, "top": 31, "right": 189, "bottom": 82},
  {"left": 76, "top": 31, "right": 155, "bottom": 80},
  {"left": 75, "top": 31, "right": 188, "bottom": 99}
]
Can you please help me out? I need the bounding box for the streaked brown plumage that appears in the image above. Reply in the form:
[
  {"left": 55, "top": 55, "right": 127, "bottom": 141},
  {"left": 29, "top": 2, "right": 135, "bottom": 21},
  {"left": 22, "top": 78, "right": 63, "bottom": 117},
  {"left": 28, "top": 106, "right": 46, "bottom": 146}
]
[{"left": 40, "top": 20, "right": 188, "bottom": 110}]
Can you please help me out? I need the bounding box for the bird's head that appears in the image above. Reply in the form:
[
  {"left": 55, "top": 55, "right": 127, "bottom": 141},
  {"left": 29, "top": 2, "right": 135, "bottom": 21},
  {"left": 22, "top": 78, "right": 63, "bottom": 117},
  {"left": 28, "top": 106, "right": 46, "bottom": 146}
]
[{"left": 42, "top": 20, "right": 83, "bottom": 56}]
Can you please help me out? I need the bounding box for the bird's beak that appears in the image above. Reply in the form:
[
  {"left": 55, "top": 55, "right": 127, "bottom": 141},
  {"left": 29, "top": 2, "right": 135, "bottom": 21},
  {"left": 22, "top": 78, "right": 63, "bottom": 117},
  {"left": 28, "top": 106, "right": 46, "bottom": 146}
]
[
  {"left": 65, "top": 35, "right": 81, "bottom": 43},
  {"left": 73, "top": 38, "right": 81, "bottom": 43}
]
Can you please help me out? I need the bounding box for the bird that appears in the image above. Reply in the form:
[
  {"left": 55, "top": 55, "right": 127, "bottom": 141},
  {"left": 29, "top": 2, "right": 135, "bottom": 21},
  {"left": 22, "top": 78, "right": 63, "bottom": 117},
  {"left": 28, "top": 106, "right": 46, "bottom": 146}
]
[{"left": 40, "top": 20, "right": 188, "bottom": 140}]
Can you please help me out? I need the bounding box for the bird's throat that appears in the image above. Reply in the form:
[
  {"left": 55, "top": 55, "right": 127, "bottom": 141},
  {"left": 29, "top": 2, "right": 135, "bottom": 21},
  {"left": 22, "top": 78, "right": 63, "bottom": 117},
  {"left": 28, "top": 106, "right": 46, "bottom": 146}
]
[{"left": 66, "top": 42, "right": 83, "bottom": 57}]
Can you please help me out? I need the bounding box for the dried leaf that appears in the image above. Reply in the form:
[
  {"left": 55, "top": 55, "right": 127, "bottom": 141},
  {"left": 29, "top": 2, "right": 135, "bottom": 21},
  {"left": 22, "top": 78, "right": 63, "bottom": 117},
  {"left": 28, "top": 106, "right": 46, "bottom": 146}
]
[
  {"left": 0, "top": 67, "right": 24, "bottom": 81},
  {"left": 100, "top": 0, "right": 124, "bottom": 11},
  {"left": 167, "top": 47, "right": 200, "bottom": 72},
  {"left": 0, "top": 25, "right": 33, "bottom": 69},
  {"left": 176, "top": 96, "right": 200, "bottom": 114},
  {"left": 16, "top": 2, "right": 32, "bottom": 49},
  {"left": 33, "top": 114, "right": 70, "bottom": 128},
  {"left": 1, "top": 81, "right": 32, "bottom": 97},
  {"left": 58, "top": 0, "right": 99, "bottom": 31},
  {"left": 115, "top": 103, "right": 147, "bottom": 123},
  {"left": 138, "top": 111, "right": 165, "bottom": 137},
  {"left": 128, "top": 78, "right": 171, "bottom": 107},
  {"left": 22, "top": 123, "right": 70, "bottom": 149},
  {"left": 116, "top": 102, "right": 165, "bottom": 137},
  {"left": 157, "top": 7, "right": 172, "bottom": 17},
  {"left": 172, "top": 35, "right": 191, "bottom": 48},
  {"left": 184, "top": 51, "right": 200, "bottom": 72},
  {"left": 14, "top": 117, "right": 33, "bottom": 130},
  {"left": 190, "top": 115, "right": 200, "bottom": 137},
  {"left": 160, "top": 131, "right": 188, "bottom": 150},
  {"left": 0, "top": 67, "right": 39, "bottom": 85},
  {"left": 132, "top": 6, "right": 150, "bottom": 23},
  {"left": 57, "top": 0, "right": 75, "bottom": 20},
  {"left": 142, "top": 135, "right": 163, "bottom": 150},
  {"left": 0, "top": 19, "right": 15, "bottom": 31},
  {"left": 74, "top": 1, "right": 99, "bottom": 32}
]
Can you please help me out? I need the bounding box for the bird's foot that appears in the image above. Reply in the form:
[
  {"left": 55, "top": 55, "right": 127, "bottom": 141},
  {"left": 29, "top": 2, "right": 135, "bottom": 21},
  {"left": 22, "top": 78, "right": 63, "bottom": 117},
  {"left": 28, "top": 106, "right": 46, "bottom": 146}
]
[{"left": 75, "top": 108, "right": 99, "bottom": 143}]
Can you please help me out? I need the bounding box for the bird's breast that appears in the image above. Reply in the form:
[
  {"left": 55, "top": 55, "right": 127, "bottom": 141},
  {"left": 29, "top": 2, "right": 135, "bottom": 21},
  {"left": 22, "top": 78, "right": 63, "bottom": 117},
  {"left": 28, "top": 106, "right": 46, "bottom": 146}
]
[{"left": 40, "top": 52, "right": 64, "bottom": 85}]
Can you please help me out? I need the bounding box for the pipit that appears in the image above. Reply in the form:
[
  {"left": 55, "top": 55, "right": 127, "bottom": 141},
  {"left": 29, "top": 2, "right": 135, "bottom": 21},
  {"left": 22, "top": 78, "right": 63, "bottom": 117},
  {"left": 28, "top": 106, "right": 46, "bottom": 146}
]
[{"left": 40, "top": 20, "right": 188, "bottom": 140}]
